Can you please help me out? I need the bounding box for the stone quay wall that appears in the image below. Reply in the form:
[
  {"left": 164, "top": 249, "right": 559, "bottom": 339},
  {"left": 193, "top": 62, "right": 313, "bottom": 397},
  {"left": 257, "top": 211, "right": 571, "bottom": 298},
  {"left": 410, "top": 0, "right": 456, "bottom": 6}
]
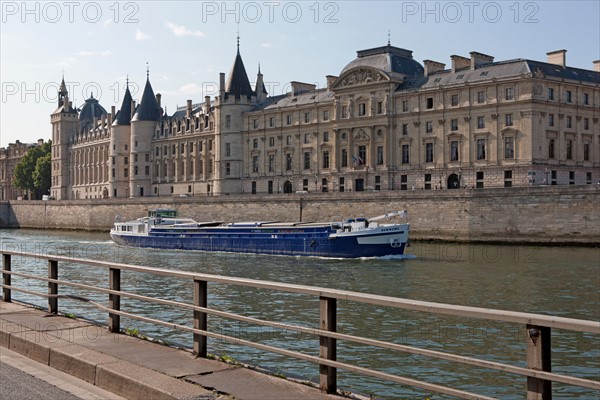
[{"left": 1, "top": 185, "right": 598, "bottom": 244}]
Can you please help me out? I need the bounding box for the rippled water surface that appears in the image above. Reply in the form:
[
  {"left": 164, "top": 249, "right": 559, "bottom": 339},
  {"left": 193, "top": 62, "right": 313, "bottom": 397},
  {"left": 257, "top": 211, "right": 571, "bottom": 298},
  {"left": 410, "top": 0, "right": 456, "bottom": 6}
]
[{"left": 1, "top": 229, "right": 598, "bottom": 399}]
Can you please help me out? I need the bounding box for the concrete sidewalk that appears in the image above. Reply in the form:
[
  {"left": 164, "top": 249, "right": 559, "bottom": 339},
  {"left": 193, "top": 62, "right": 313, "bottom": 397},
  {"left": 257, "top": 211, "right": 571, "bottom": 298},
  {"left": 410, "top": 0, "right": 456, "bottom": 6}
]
[{"left": 0, "top": 302, "right": 345, "bottom": 400}]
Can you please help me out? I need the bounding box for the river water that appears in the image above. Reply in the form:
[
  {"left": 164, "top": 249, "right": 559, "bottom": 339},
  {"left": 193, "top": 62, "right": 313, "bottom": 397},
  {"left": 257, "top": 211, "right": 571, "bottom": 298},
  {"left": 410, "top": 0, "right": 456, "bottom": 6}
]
[{"left": 1, "top": 228, "right": 598, "bottom": 399}]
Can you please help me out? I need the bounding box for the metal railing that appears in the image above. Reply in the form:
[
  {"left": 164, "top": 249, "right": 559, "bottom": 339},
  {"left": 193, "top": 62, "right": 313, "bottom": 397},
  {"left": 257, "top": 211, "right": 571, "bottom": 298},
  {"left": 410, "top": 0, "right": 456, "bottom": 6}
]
[{"left": 2, "top": 250, "right": 599, "bottom": 399}]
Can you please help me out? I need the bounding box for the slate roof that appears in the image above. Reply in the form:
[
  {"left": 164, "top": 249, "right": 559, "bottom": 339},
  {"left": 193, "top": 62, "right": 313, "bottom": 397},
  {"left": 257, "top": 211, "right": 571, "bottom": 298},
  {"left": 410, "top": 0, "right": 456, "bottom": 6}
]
[
  {"left": 132, "top": 78, "right": 161, "bottom": 122},
  {"left": 78, "top": 94, "right": 107, "bottom": 122},
  {"left": 340, "top": 45, "right": 424, "bottom": 78},
  {"left": 113, "top": 86, "right": 133, "bottom": 126},
  {"left": 250, "top": 89, "right": 334, "bottom": 112},
  {"left": 226, "top": 49, "right": 254, "bottom": 100}
]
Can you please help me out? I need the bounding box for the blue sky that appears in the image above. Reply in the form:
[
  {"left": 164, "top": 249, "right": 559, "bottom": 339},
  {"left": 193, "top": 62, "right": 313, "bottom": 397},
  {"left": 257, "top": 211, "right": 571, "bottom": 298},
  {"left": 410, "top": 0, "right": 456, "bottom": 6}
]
[{"left": 1, "top": 0, "right": 599, "bottom": 147}]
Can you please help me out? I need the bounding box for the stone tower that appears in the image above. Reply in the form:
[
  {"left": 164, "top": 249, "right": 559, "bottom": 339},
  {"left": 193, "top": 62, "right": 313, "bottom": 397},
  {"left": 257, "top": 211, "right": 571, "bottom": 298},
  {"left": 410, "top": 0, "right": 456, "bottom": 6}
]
[
  {"left": 50, "top": 76, "right": 78, "bottom": 199},
  {"left": 109, "top": 82, "right": 134, "bottom": 198},
  {"left": 129, "top": 71, "right": 160, "bottom": 197}
]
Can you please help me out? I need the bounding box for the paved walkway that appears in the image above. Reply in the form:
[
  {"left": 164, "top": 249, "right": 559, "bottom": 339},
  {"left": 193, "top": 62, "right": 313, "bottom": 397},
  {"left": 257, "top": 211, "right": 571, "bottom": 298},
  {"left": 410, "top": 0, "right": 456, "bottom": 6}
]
[{"left": 0, "top": 302, "right": 346, "bottom": 400}]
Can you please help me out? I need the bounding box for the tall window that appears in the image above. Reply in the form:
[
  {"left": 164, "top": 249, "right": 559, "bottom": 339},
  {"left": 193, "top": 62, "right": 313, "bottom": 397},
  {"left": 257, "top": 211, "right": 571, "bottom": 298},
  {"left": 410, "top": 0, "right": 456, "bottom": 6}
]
[
  {"left": 285, "top": 154, "right": 292, "bottom": 170},
  {"left": 548, "top": 114, "right": 554, "bottom": 127},
  {"left": 505, "top": 113, "right": 513, "bottom": 126},
  {"left": 341, "top": 106, "right": 347, "bottom": 118},
  {"left": 401, "top": 144, "right": 410, "bottom": 164},
  {"left": 566, "top": 140, "right": 573, "bottom": 160},
  {"left": 377, "top": 146, "right": 384, "bottom": 165},
  {"left": 548, "top": 139, "right": 555, "bottom": 159},
  {"left": 426, "top": 121, "right": 433, "bottom": 133},
  {"left": 225, "top": 143, "right": 231, "bottom": 156},
  {"left": 323, "top": 110, "right": 329, "bottom": 120},
  {"left": 226, "top": 115, "right": 231, "bottom": 128},
  {"left": 451, "top": 94, "right": 459, "bottom": 106},
  {"left": 477, "top": 116, "right": 485, "bottom": 129},
  {"left": 450, "top": 141, "right": 459, "bottom": 161},
  {"left": 341, "top": 149, "right": 348, "bottom": 167},
  {"left": 548, "top": 88, "right": 554, "bottom": 100},
  {"left": 450, "top": 119, "right": 458, "bottom": 131},
  {"left": 477, "top": 139, "right": 486, "bottom": 160},
  {"left": 322, "top": 151, "right": 330, "bottom": 169},
  {"left": 426, "top": 97, "right": 433, "bottom": 109},
  {"left": 402, "top": 124, "right": 408, "bottom": 135},
  {"left": 358, "top": 103, "right": 366, "bottom": 116},
  {"left": 505, "top": 87, "right": 514, "bottom": 100},
  {"left": 303, "top": 152, "right": 311, "bottom": 169},
  {"left": 358, "top": 145, "right": 367, "bottom": 165},
  {"left": 504, "top": 137, "right": 514, "bottom": 159},
  {"left": 566, "top": 116, "right": 572, "bottom": 129},
  {"left": 566, "top": 90, "right": 572, "bottom": 103},
  {"left": 402, "top": 100, "right": 409, "bottom": 112},
  {"left": 268, "top": 154, "right": 275, "bottom": 172},
  {"left": 477, "top": 91, "right": 485, "bottom": 103},
  {"left": 425, "top": 143, "right": 434, "bottom": 163},
  {"left": 304, "top": 112, "right": 310, "bottom": 123},
  {"left": 583, "top": 142, "right": 590, "bottom": 161},
  {"left": 286, "top": 114, "right": 292, "bottom": 125},
  {"left": 269, "top": 117, "right": 275, "bottom": 127},
  {"left": 252, "top": 156, "right": 259, "bottom": 173}
]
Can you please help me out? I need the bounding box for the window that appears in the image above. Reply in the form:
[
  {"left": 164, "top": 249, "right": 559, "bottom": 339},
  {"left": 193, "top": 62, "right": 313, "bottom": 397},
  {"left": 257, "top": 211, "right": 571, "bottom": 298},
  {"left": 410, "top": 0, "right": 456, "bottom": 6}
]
[
  {"left": 477, "top": 116, "right": 485, "bottom": 129},
  {"left": 286, "top": 114, "right": 292, "bottom": 125},
  {"left": 323, "top": 110, "right": 329, "bottom": 121},
  {"left": 424, "top": 173, "right": 432, "bottom": 190},
  {"left": 426, "top": 121, "right": 433, "bottom": 133},
  {"left": 225, "top": 162, "right": 231, "bottom": 176},
  {"left": 402, "top": 124, "right": 409, "bottom": 135},
  {"left": 145, "top": 165, "right": 149, "bottom": 175},
  {"left": 322, "top": 178, "right": 329, "bottom": 192},
  {"left": 426, "top": 97, "right": 433, "bottom": 109},
  {"left": 252, "top": 156, "right": 259, "bottom": 173},
  {"left": 341, "top": 149, "right": 348, "bottom": 167},
  {"left": 566, "top": 90, "right": 572, "bottom": 103},
  {"left": 584, "top": 118, "right": 589, "bottom": 130},
  {"left": 400, "top": 175, "right": 408, "bottom": 190},
  {"left": 584, "top": 143, "right": 590, "bottom": 161},
  {"left": 304, "top": 133, "right": 310, "bottom": 144},
  {"left": 323, "top": 131, "right": 329, "bottom": 142},
  {"left": 251, "top": 181, "right": 256, "bottom": 194},
  {"left": 548, "top": 88, "right": 554, "bottom": 100},
  {"left": 548, "top": 139, "right": 555, "bottom": 159},
  {"left": 377, "top": 146, "right": 384, "bottom": 165},
  {"left": 587, "top": 172, "right": 592, "bottom": 184},
  {"left": 358, "top": 103, "right": 366, "bottom": 116},
  {"left": 268, "top": 155, "right": 275, "bottom": 172},
  {"left": 548, "top": 114, "right": 554, "bottom": 127},
  {"left": 504, "top": 170, "right": 513, "bottom": 187},
  {"left": 402, "top": 100, "right": 409, "bottom": 112},
  {"left": 450, "top": 141, "right": 459, "bottom": 161},
  {"left": 304, "top": 112, "right": 310, "bottom": 123},
  {"left": 477, "top": 139, "right": 486, "bottom": 160},
  {"left": 124, "top": 156, "right": 128, "bottom": 165},
  {"left": 339, "top": 177, "right": 345, "bottom": 192},
  {"left": 226, "top": 115, "right": 231, "bottom": 128},
  {"left": 323, "top": 151, "right": 330, "bottom": 169},
  {"left": 253, "top": 119, "right": 258, "bottom": 129},
  {"left": 504, "top": 137, "right": 514, "bottom": 159},
  {"left": 583, "top": 93, "right": 589, "bottom": 105},
  {"left": 374, "top": 176, "right": 380, "bottom": 191},
  {"left": 505, "top": 87, "right": 514, "bottom": 100},
  {"left": 134, "top": 154, "right": 138, "bottom": 162},
  {"left": 286, "top": 135, "right": 292, "bottom": 145},
  {"left": 476, "top": 171, "right": 484, "bottom": 188},
  {"left": 505, "top": 113, "right": 513, "bottom": 126},
  {"left": 477, "top": 91, "right": 485, "bottom": 103},
  {"left": 569, "top": 171, "right": 575, "bottom": 184},
  {"left": 225, "top": 143, "right": 231, "bottom": 157},
  {"left": 269, "top": 117, "right": 275, "bottom": 127},
  {"left": 304, "top": 152, "right": 311, "bottom": 169},
  {"left": 451, "top": 94, "right": 459, "bottom": 106},
  {"left": 401, "top": 144, "right": 410, "bottom": 164},
  {"left": 377, "top": 101, "right": 383, "bottom": 114},
  {"left": 269, "top": 137, "right": 275, "bottom": 146},
  {"left": 566, "top": 139, "right": 573, "bottom": 160},
  {"left": 124, "top": 168, "right": 128, "bottom": 178},
  {"left": 253, "top": 139, "right": 258, "bottom": 148},
  {"left": 450, "top": 119, "right": 458, "bottom": 131},
  {"left": 425, "top": 143, "right": 434, "bottom": 163},
  {"left": 358, "top": 145, "right": 367, "bottom": 165},
  {"left": 341, "top": 106, "right": 347, "bottom": 118}
]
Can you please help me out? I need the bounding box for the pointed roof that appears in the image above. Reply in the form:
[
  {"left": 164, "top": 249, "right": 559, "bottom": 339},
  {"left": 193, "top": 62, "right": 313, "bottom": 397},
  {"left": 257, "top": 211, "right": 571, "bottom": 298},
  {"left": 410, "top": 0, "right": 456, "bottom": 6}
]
[
  {"left": 226, "top": 45, "right": 254, "bottom": 99},
  {"left": 113, "top": 84, "right": 133, "bottom": 126},
  {"left": 132, "top": 77, "right": 160, "bottom": 122},
  {"left": 255, "top": 64, "right": 268, "bottom": 95},
  {"left": 59, "top": 76, "right": 68, "bottom": 95}
]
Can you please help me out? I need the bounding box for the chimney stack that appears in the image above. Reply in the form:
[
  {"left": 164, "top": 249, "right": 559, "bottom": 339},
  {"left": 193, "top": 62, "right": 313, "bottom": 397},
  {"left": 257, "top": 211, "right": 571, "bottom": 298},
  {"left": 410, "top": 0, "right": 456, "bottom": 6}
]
[
  {"left": 423, "top": 60, "right": 446, "bottom": 76},
  {"left": 470, "top": 51, "right": 494, "bottom": 69},
  {"left": 593, "top": 60, "right": 600, "bottom": 72},
  {"left": 219, "top": 73, "right": 225, "bottom": 93},
  {"left": 450, "top": 55, "right": 470, "bottom": 73},
  {"left": 156, "top": 93, "right": 161, "bottom": 108},
  {"left": 547, "top": 50, "right": 567, "bottom": 67},
  {"left": 326, "top": 75, "right": 338, "bottom": 90},
  {"left": 186, "top": 99, "right": 192, "bottom": 118},
  {"left": 111, "top": 105, "right": 116, "bottom": 119}
]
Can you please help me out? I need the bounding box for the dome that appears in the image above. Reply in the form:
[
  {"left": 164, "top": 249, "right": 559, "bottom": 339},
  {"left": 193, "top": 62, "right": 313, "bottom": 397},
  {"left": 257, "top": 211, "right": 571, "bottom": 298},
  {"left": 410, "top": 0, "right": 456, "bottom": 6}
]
[
  {"left": 79, "top": 94, "right": 107, "bottom": 122},
  {"left": 340, "top": 45, "right": 424, "bottom": 77}
]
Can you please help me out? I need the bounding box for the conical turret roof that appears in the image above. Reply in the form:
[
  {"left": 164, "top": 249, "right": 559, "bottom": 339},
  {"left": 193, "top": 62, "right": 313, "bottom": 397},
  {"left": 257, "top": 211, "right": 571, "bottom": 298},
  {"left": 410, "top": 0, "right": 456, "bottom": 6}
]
[
  {"left": 226, "top": 46, "right": 254, "bottom": 100},
  {"left": 113, "top": 85, "right": 133, "bottom": 126},
  {"left": 132, "top": 77, "right": 160, "bottom": 122}
]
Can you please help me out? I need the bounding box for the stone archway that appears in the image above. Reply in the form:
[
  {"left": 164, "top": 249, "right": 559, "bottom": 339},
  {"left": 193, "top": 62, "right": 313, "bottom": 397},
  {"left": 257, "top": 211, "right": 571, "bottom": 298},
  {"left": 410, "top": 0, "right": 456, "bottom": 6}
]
[
  {"left": 447, "top": 174, "right": 460, "bottom": 189},
  {"left": 283, "top": 181, "right": 293, "bottom": 193}
]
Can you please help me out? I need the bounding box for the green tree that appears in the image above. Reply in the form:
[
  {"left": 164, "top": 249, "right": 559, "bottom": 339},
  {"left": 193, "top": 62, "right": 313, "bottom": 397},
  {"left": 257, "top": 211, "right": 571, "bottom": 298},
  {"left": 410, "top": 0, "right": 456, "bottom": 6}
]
[{"left": 12, "top": 140, "right": 52, "bottom": 199}]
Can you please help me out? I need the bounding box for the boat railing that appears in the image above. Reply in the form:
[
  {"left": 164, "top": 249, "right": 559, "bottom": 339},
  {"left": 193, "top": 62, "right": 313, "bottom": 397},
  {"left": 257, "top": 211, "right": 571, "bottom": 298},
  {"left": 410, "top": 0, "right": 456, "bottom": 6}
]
[{"left": 1, "top": 250, "right": 598, "bottom": 399}]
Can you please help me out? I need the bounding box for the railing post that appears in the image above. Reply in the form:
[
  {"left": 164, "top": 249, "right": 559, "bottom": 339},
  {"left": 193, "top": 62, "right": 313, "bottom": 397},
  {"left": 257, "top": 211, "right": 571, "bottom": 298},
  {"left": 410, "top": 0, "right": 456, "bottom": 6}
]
[
  {"left": 48, "top": 259, "right": 58, "bottom": 314},
  {"left": 2, "top": 254, "right": 11, "bottom": 302},
  {"left": 319, "top": 296, "right": 337, "bottom": 394},
  {"left": 526, "top": 324, "right": 552, "bottom": 400},
  {"left": 193, "top": 279, "right": 207, "bottom": 357},
  {"left": 108, "top": 268, "right": 121, "bottom": 332}
]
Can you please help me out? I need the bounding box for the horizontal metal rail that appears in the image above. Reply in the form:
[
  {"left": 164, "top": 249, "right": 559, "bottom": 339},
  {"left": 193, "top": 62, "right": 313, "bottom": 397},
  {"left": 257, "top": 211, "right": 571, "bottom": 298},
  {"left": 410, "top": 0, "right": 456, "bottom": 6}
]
[{"left": 2, "top": 251, "right": 599, "bottom": 399}]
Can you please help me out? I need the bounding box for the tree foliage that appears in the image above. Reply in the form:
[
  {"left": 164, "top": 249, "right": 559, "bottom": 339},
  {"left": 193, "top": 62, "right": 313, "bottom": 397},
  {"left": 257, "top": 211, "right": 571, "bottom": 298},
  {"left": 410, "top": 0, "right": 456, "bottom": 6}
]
[{"left": 12, "top": 140, "right": 52, "bottom": 199}]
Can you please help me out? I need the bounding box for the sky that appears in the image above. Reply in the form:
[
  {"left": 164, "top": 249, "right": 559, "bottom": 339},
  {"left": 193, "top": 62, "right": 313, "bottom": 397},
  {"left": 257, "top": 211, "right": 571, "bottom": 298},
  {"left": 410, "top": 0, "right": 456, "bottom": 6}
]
[{"left": 1, "top": 0, "right": 599, "bottom": 147}]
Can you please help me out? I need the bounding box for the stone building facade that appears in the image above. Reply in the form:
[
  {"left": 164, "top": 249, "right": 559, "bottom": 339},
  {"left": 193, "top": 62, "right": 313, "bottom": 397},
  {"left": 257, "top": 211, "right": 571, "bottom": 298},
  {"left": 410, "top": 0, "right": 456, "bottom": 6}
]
[
  {"left": 0, "top": 139, "right": 44, "bottom": 200},
  {"left": 49, "top": 43, "right": 600, "bottom": 199}
]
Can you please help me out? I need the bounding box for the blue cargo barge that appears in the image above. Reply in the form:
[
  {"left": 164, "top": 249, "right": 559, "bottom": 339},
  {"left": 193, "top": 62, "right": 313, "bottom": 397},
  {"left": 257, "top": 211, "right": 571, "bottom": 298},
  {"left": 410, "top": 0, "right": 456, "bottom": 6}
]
[{"left": 110, "top": 209, "right": 409, "bottom": 258}]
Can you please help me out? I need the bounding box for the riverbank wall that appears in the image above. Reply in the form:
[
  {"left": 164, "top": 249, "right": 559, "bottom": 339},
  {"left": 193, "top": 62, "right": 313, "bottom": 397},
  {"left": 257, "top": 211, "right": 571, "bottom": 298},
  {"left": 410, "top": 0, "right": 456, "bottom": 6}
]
[{"left": 1, "top": 185, "right": 598, "bottom": 244}]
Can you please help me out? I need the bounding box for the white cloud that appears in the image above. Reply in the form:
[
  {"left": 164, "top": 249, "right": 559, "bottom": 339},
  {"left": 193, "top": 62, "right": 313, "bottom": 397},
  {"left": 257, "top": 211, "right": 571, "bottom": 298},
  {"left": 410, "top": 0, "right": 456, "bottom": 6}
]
[
  {"left": 260, "top": 43, "right": 271, "bottom": 48},
  {"left": 135, "top": 29, "right": 150, "bottom": 40},
  {"left": 75, "top": 50, "right": 112, "bottom": 57},
  {"left": 179, "top": 83, "right": 203, "bottom": 95},
  {"left": 164, "top": 21, "right": 205, "bottom": 38}
]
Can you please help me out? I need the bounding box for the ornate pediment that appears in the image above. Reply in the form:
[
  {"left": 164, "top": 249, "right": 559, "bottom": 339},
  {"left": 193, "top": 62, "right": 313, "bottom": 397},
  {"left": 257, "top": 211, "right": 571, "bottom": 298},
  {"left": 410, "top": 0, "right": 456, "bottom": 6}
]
[
  {"left": 353, "top": 129, "right": 370, "bottom": 142},
  {"left": 334, "top": 68, "right": 390, "bottom": 89}
]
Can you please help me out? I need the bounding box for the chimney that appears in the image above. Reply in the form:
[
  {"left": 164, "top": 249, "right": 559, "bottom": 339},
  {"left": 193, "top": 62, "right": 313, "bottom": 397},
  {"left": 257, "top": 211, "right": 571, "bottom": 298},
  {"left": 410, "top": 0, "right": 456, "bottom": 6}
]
[
  {"left": 219, "top": 73, "right": 225, "bottom": 93},
  {"left": 593, "top": 60, "right": 600, "bottom": 72},
  {"left": 547, "top": 50, "right": 567, "bottom": 67},
  {"left": 111, "top": 105, "right": 116, "bottom": 119},
  {"left": 326, "top": 75, "right": 338, "bottom": 90},
  {"left": 290, "top": 81, "right": 316, "bottom": 97},
  {"left": 131, "top": 100, "right": 136, "bottom": 119},
  {"left": 156, "top": 93, "right": 161, "bottom": 108},
  {"left": 423, "top": 60, "right": 446, "bottom": 76},
  {"left": 205, "top": 96, "right": 211, "bottom": 110},
  {"left": 186, "top": 99, "right": 192, "bottom": 118},
  {"left": 451, "top": 55, "right": 470, "bottom": 73},
  {"left": 470, "top": 51, "right": 494, "bottom": 69}
]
